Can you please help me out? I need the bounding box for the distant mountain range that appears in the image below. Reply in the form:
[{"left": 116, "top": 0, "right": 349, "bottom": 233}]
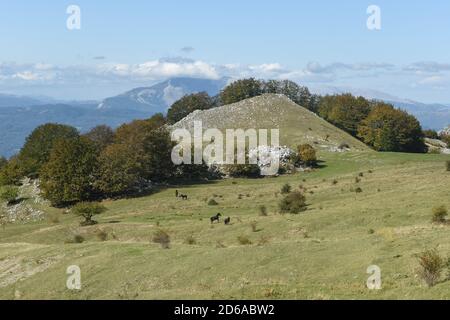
[
  {"left": 0, "top": 78, "right": 228, "bottom": 157},
  {"left": 0, "top": 77, "right": 449, "bottom": 158},
  {"left": 97, "top": 77, "right": 228, "bottom": 112}
]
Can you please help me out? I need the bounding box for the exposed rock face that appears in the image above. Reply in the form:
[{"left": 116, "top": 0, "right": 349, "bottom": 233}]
[{"left": 425, "top": 138, "right": 450, "bottom": 154}]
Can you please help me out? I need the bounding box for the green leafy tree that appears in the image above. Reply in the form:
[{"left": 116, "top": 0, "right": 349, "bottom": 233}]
[
  {"left": 264, "top": 80, "right": 316, "bottom": 111},
  {"left": 423, "top": 129, "right": 439, "bottom": 139},
  {"left": 0, "top": 157, "right": 7, "bottom": 171},
  {"left": 84, "top": 125, "right": 114, "bottom": 150},
  {"left": 72, "top": 202, "right": 107, "bottom": 226},
  {"left": 318, "top": 94, "right": 371, "bottom": 136},
  {"left": 18, "top": 123, "right": 79, "bottom": 176},
  {"left": 0, "top": 156, "right": 27, "bottom": 186},
  {"left": 0, "top": 186, "right": 19, "bottom": 205},
  {"left": 357, "top": 103, "right": 426, "bottom": 153},
  {"left": 220, "top": 78, "right": 264, "bottom": 105},
  {"left": 141, "top": 128, "right": 175, "bottom": 182},
  {"left": 95, "top": 143, "right": 143, "bottom": 196},
  {"left": 40, "top": 137, "right": 99, "bottom": 207},
  {"left": 167, "top": 92, "right": 213, "bottom": 124}
]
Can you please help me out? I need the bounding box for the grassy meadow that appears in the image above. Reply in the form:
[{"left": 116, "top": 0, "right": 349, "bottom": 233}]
[{"left": 0, "top": 151, "right": 449, "bottom": 299}]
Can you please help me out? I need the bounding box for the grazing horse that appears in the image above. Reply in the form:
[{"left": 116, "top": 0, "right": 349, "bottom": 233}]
[
  {"left": 180, "top": 194, "right": 188, "bottom": 200},
  {"left": 210, "top": 213, "right": 222, "bottom": 224},
  {"left": 224, "top": 217, "right": 231, "bottom": 225}
]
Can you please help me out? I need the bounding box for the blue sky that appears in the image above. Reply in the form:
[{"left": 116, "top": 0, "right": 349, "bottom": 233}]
[{"left": 1, "top": 0, "right": 450, "bottom": 102}]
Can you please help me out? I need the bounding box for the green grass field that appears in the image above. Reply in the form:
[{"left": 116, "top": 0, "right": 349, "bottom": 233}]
[{"left": 0, "top": 151, "right": 449, "bottom": 299}]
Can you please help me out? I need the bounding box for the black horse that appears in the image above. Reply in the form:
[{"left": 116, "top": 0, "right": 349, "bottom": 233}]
[
  {"left": 180, "top": 194, "right": 188, "bottom": 200},
  {"left": 210, "top": 213, "right": 222, "bottom": 224}
]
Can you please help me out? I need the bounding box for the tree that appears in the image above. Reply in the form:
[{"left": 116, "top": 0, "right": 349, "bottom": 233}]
[
  {"left": 220, "top": 78, "right": 264, "bottom": 105},
  {"left": 95, "top": 143, "right": 143, "bottom": 196},
  {"left": 40, "top": 137, "right": 99, "bottom": 207},
  {"left": 0, "top": 186, "right": 19, "bottom": 205},
  {"left": 72, "top": 202, "right": 107, "bottom": 226},
  {"left": 18, "top": 123, "right": 79, "bottom": 176},
  {"left": 167, "top": 92, "right": 213, "bottom": 124},
  {"left": 423, "top": 129, "right": 439, "bottom": 140},
  {"left": 0, "top": 157, "right": 7, "bottom": 171},
  {"left": 0, "top": 156, "right": 27, "bottom": 186},
  {"left": 318, "top": 94, "right": 371, "bottom": 136},
  {"left": 297, "top": 144, "right": 317, "bottom": 166},
  {"left": 357, "top": 103, "right": 426, "bottom": 153},
  {"left": 141, "top": 128, "right": 175, "bottom": 182},
  {"left": 84, "top": 125, "right": 114, "bottom": 150},
  {"left": 264, "top": 80, "right": 315, "bottom": 111}
]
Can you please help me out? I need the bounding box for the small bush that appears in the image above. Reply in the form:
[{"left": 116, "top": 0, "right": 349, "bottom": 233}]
[
  {"left": 355, "top": 187, "right": 363, "bottom": 193},
  {"left": 358, "top": 172, "right": 364, "bottom": 177},
  {"left": 446, "top": 160, "right": 450, "bottom": 172},
  {"left": 418, "top": 249, "right": 444, "bottom": 287},
  {"left": 250, "top": 221, "right": 258, "bottom": 232},
  {"left": 65, "top": 233, "right": 85, "bottom": 244},
  {"left": 153, "top": 230, "right": 171, "bottom": 249},
  {"left": 432, "top": 205, "right": 448, "bottom": 223},
  {"left": 72, "top": 202, "right": 107, "bottom": 226},
  {"left": 208, "top": 199, "right": 219, "bottom": 206},
  {"left": 281, "top": 183, "right": 292, "bottom": 194},
  {"left": 279, "top": 191, "right": 307, "bottom": 214},
  {"left": 0, "top": 186, "right": 19, "bottom": 205},
  {"left": 95, "top": 228, "right": 108, "bottom": 241},
  {"left": 184, "top": 234, "right": 196, "bottom": 245},
  {"left": 259, "top": 205, "right": 268, "bottom": 216},
  {"left": 355, "top": 177, "right": 361, "bottom": 183},
  {"left": 368, "top": 229, "right": 375, "bottom": 234},
  {"left": 237, "top": 235, "right": 252, "bottom": 245},
  {"left": 332, "top": 179, "right": 338, "bottom": 185}
]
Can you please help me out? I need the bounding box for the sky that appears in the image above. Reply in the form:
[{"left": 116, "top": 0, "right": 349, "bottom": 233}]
[{"left": 1, "top": 0, "right": 450, "bottom": 102}]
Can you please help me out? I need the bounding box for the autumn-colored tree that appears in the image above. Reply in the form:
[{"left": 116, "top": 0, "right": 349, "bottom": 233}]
[
  {"left": 357, "top": 103, "right": 426, "bottom": 153},
  {"left": 17, "top": 123, "right": 79, "bottom": 177},
  {"left": 318, "top": 94, "right": 371, "bottom": 136},
  {"left": 297, "top": 144, "right": 317, "bottom": 166},
  {"left": 95, "top": 143, "right": 143, "bottom": 196},
  {"left": 40, "top": 137, "right": 99, "bottom": 207},
  {"left": 167, "top": 92, "right": 213, "bottom": 124},
  {"left": 0, "top": 156, "right": 27, "bottom": 186},
  {"left": 84, "top": 125, "right": 114, "bottom": 150}
]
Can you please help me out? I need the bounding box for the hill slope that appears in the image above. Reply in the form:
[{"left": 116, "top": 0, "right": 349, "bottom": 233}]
[
  {"left": 172, "top": 94, "right": 370, "bottom": 151},
  {"left": 0, "top": 152, "right": 449, "bottom": 299}
]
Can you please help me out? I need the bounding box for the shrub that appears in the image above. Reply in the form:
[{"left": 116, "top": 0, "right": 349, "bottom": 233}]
[
  {"left": 153, "top": 230, "right": 171, "bottom": 249},
  {"left": 418, "top": 249, "right": 444, "bottom": 287},
  {"left": 355, "top": 187, "right": 363, "bottom": 193},
  {"left": 95, "top": 228, "right": 108, "bottom": 241},
  {"left": 355, "top": 177, "right": 361, "bottom": 183},
  {"left": 259, "top": 205, "right": 268, "bottom": 216},
  {"left": 446, "top": 160, "right": 450, "bottom": 172},
  {"left": 250, "top": 221, "right": 258, "bottom": 232},
  {"left": 65, "top": 233, "right": 85, "bottom": 244},
  {"left": 332, "top": 179, "right": 338, "bottom": 185},
  {"left": 281, "top": 183, "right": 292, "bottom": 194},
  {"left": 0, "top": 186, "right": 19, "bottom": 205},
  {"left": 297, "top": 144, "right": 317, "bottom": 166},
  {"left": 432, "top": 205, "right": 448, "bottom": 223},
  {"left": 279, "top": 191, "right": 307, "bottom": 214},
  {"left": 184, "top": 234, "right": 196, "bottom": 245},
  {"left": 237, "top": 235, "right": 252, "bottom": 245},
  {"left": 208, "top": 199, "right": 219, "bottom": 206},
  {"left": 72, "top": 202, "right": 107, "bottom": 226}
]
